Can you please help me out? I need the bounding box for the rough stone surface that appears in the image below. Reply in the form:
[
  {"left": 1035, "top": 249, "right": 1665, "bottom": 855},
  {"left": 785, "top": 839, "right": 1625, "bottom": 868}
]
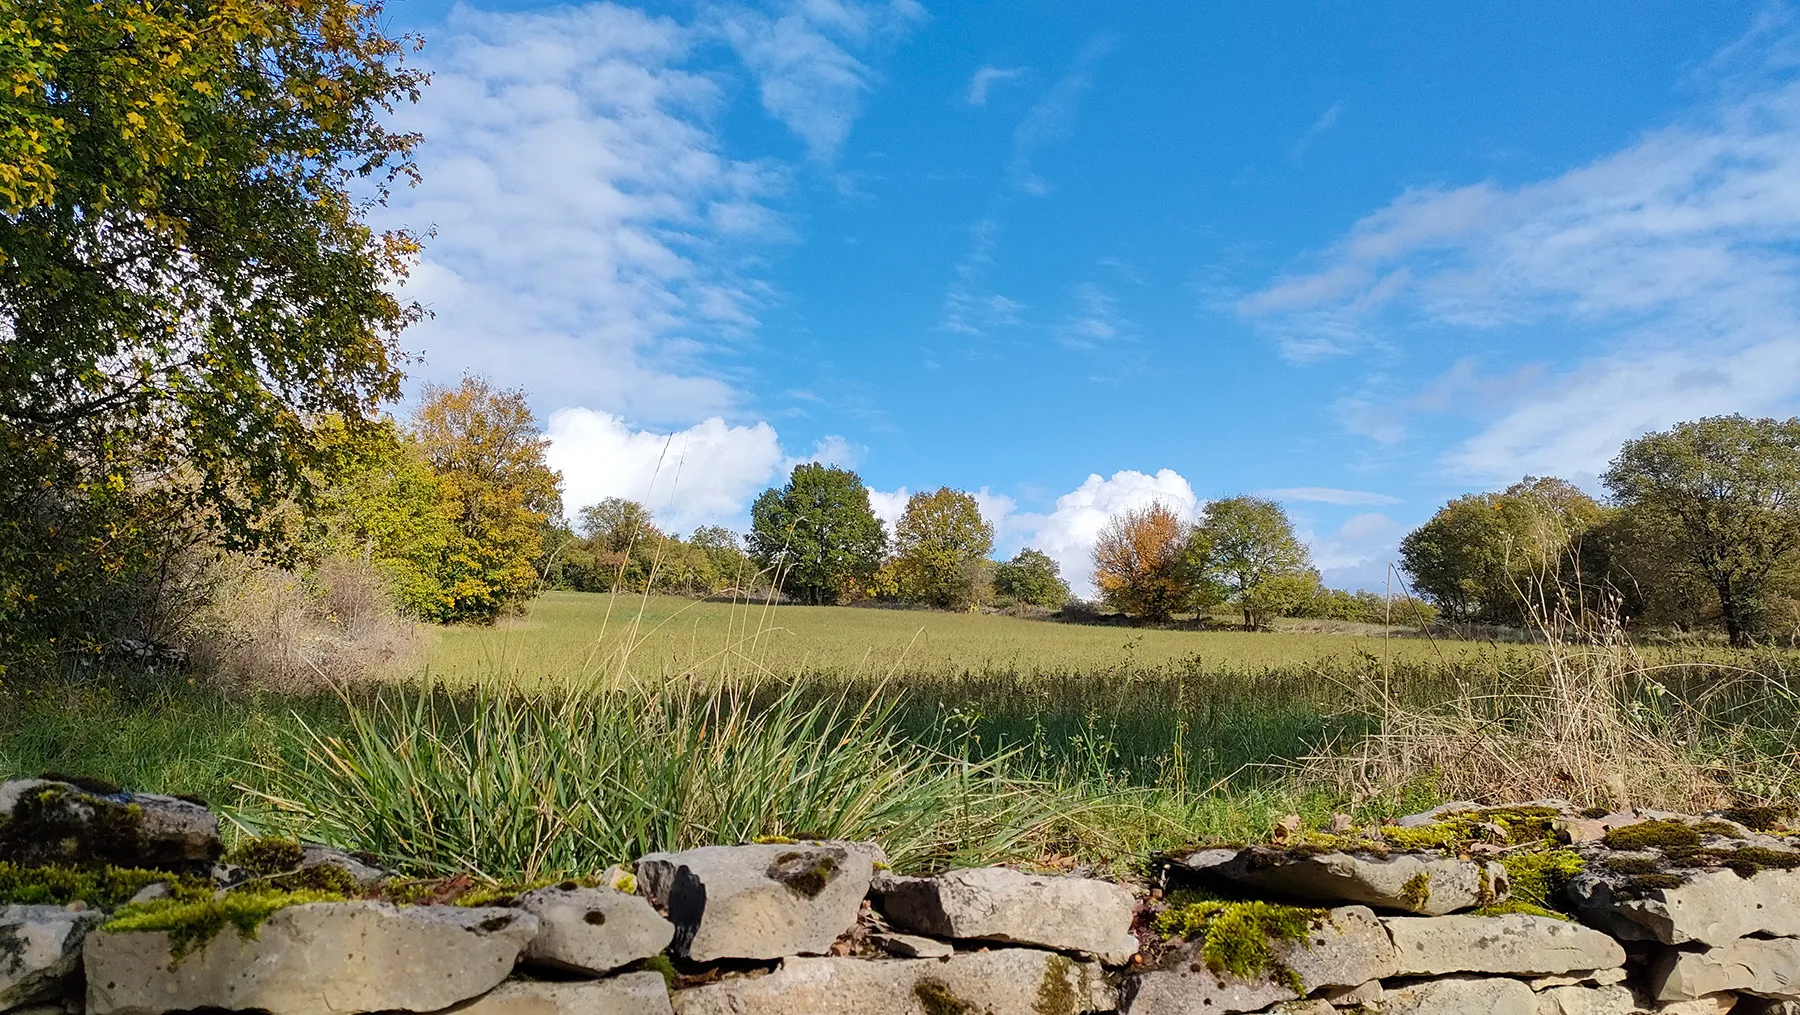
[
  {"left": 637, "top": 844, "right": 872, "bottom": 962},
  {"left": 1125, "top": 906, "right": 1397, "bottom": 1015},
  {"left": 1534, "top": 984, "right": 1637, "bottom": 1015},
  {"left": 0, "top": 779, "right": 220, "bottom": 869},
  {"left": 873, "top": 866, "right": 1138, "bottom": 963},
  {"left": 442, "top": 974, "right": 674, "bottom": 1015},
  {"left": 1568, "top": 867, "right": 1800, "bottom": 946},
  {"left": 1321, "top": 980, "right": 1384, "bottom": 1005},
  {"left": 298, "top": 844, "right": 389, "bottom": 887},
  {"left": 1384, "top": 975, "right": 1537, "bottom": 1015},
  {"left": 870, "top": 932, "right": 953, "bottom": 959},
  {"left": 84, "top": 901, "right": 537, "bottom": 1015},
  {"left": 1529, "top": 968, "right": 1630, "bottom": 990},
  {"left": 1385, "top": 914, "right": 1627, "bottom": 976},
  {"left": 668, "top": 950, "right": 1111, "bottom": 1015},
  {"left": 518, "top": 884, "right": 674, "bottom": 975},
  {"left": 0, "top": 905, "right": 102, "bottom": 1009},
  {"left": 1651, "top": 937, "right": 1800, "bottom": 1001},
  {"left": 1182, "top": 846, "right": 1509, "bottom": 915}
]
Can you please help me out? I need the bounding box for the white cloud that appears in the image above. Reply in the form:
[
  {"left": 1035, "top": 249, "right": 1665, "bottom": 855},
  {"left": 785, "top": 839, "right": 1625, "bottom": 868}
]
[
  {"left": 1260, "top": 487, "right": 1401, "bottom": 506},
  {"left": 545, "top": 407, "right": 852, "bottom": 534},
  {"left": 867, "top": 486, "right": 910, "bottom": 537},
  {"left": 1009, "top": 37, "right": 1111, "bottom": 195},
  {"left": 713, "top": 0, "right": 927, "bottom": 163},
  {"left": 1239, "top": 27, "right": 1800, "bottom": 482},
  {"left": 1303, "top": 512, "right": 1406, "bottom": 589},
  {"left": 1009, "top": 469, "right": 1199, "bottom": 597},
  {"left": 972, "top": 486, "right": 1019, "bottom": 543},
  {"left": 381, "top": 3, "right": 782, "bottom": 425},
  {"left": 967, "top": 65, "right": 1022, "bottom": 106},
  {"left": 1287, "top": 101, "right": 1342, "bottom": 165},
  {"left": 1056, "top": 281, "right": 1129, "bottom": 349}
]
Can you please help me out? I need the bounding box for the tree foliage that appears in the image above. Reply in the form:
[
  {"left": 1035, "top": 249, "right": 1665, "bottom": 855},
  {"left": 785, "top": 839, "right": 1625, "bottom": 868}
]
[
  {"left": 1196, "top": 496, "right": 1313, "bottom": 629},
  {"left": 748, "top": 464, "right": 887, "bottom": 605},
  {"left": 1092, "top": 502, "right": 1206, "bottom": 621},
  {"left": 993, "top": 549, "right": 1071, "bottom": 609},
  {"left": 892, "top": 487, "right": 995, "bottom": 610},
  {"left": 411, "top": 378, "right": 561, "bottom": 624},
  {"left": 0, "top": 0, "right": 424, "bottom": 669},
  {"left": 1603, "top": 415, "right": 1800, "bottom": 646}
]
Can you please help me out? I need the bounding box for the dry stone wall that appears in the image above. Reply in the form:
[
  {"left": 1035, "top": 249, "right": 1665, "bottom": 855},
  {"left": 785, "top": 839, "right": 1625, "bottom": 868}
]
[{"left": 2, "top": 778, "right": 1799, "bottom": 1015}]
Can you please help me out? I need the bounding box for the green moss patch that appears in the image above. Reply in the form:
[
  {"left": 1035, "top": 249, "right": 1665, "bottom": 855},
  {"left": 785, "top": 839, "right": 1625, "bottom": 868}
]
[
  {"left": 103, "top": 889, "right": 344, "bottom": 965},
  {"left": 225, "top": 838, "right": 306, "bottom": 877},
  {"left": 1602, "top": 821, "right": 1702, "bottom": 853},
  {"left": 914, "top": 978, "right": 979, "bottom": 1015},
  {"left": 0, "top": 785, "right": 146, "bottom": 867},
  {"left": 1720, "top": 806, "right": 1792, "bottom": 832},
  {"left": 1034, "top": 955, "right": 1079, "bottom": 1015},
  {"left": 1400, "top": 870, "right": 1431, "bottom": 910},
  {"left": 1474, "top": 899, "right": 1569, "bottom": 920},
  {"left": 0, "top": 861, "right": 209, "bottom": 909},
  {"left": 767, "top": 851, "right": 840, "bottom": 898},
  {"left": 1380, "top": 806, "right": 1562, "bottom": 852},
  {"left": 1155, "top": 894, "right": 1322, "bottom": 993},
  {"left": 1499, "top": 849, "right": 1584, "bottom": 910}
]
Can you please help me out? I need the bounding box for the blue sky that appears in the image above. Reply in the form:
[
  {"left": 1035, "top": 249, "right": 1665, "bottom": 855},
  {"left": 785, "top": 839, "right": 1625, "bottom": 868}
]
[{"left": 375, "top": 0, "right": 1800, "bottom": 593}]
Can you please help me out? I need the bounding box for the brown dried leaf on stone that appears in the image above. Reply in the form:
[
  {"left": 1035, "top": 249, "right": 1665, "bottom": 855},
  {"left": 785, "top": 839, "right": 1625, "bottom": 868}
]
[
  {"left": 1272, "top": 814, "right": 1302, "bottom": 841},
  {"left": 1330, "top": 814, "right": 1355, "bottom": 833}
]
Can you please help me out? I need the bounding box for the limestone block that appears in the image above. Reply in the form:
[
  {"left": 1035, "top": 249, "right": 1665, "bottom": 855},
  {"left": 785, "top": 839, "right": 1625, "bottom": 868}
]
[
  {"left": 1651, "top": 938, "right": 1800, "bottom": 1002},
  {"left": 1125, "top": 906, "right": 1396, "bottom": 1015},
  {"left": 1534, "top": 984, "right": 1637, "bottom": 1015},
  {"left": 442, "top": 974, "right": 673, "bottom": 1015},
  {"left": 1384, "top": 914, "right": 1626, "bottom": 976},
  {"left": 1568, "top": 867, "right": 1800, "bottom": 946},
  {"left": 636, "top": 844, "right": 871, "bottom": 962},
  {"left": 873, "top": 866, "right": 1139, "bottom": 964},
  {"left": 0, "top": 905, "right": 102, "bottom": 1009},
  {"left": 0, "top": 779, "right": 220, "bottom": 870},
  {"left": 871, "top": 932, "right": 954, "bottom": 958},
  {"left": 668, "top": 950, "right": 1112, "bottom": 1015},
  {"left": 1528, "top": 968, "right": 1629, "bottom": 991},
  {"left": 518, "top": 884, "right": 674, "bottom": 975},
  {"left": 1383, "top": 975, "right": 1537, "bottom": 1015},
  {"left": 1179, "top": 846, "right": 1508, "bottom": 915},
  {"left": 84, "top": 901, "right": 537, "bottom": 1015}
]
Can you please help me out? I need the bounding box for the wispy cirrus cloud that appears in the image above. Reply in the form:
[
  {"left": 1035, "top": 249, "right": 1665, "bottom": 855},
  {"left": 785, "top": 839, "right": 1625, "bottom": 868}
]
[
  {"left": 967, "top": 65, "right": 1023, "bottom": 106},
  {"left": 1260, "top": 487, "right": 1401, "bottom": 506},
  {"left": 1239, "top": 20, "right": 1800, "bottom": 482}
]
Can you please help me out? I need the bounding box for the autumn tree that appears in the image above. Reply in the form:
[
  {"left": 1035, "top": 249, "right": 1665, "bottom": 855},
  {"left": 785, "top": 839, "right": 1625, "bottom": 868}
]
[
  {"left": 892, "top": 487, "right": 996, "bottom": 609},
  {"left": 1197, "top": 496, "right": 1313, "bottom": 629},
  {"left": 412, "top": 378, "right": 562, "bottom": 623},
  {"left": 994, "top": 549, "right": 1072, "bottom": 608},
  {"left": 748, "top": 464, "right": 887, "bottom": 605},
  {"left": 1604, "top": 415, "right": 1800, "bottom": 645},
  {"left": 0, "top": 0, "right": 424, "bottom": 668},
  {"left": 1092, "top": 502, "right": 1208, "bottom": 620}
]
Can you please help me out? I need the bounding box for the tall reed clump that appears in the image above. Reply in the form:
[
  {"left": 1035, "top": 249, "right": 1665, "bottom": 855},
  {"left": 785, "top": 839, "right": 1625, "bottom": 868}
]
[
  {"left": 1305, "top": 577, "right": 1800, "bottom": 813},
  {"left": 243, "top": 679, "right": 1067, "bottom": 879}
]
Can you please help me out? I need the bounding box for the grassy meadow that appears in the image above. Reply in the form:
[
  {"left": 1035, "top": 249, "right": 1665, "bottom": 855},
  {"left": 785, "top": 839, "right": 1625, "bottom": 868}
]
[{"left": 6, "top": 590, "right": 1799, "bottom": 879}]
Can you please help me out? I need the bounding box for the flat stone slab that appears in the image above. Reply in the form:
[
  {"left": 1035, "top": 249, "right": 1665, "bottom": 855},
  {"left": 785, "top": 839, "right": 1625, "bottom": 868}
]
[
  {"left": 1533, "top": 983, "right": 1638, "bottom": 1015},
  {"left": 1651, "top": 936, "right": 1800, "bottom": 1001},
  {"left": 442, "top": 974, "right": 673, "bottom": 1015},
  {"left": 637, "top": 844, "right": 872, "bottom": 962},
  {"left": 1383, "top": 975, "right": 1536, "bottom": 1015},
  {"left": 518, "top": 884, "right": 674, "bottom": 975},
  {"left": 668, "top": 950, "right": 1112, "bottom": 1015},
  {"left": 0, "top": 905, "right": 102, "bottom": 1009},
  {"left": 1177, "top": 846, "right": 1508, "bottom": 915},
  {"left": 0, "top": 779, "right": 220, "bottom": 870},
  {"left": 1569, "top": 866, "right": 1800, "bottom": 946},
  {"left": 84, "top": 901, "right": 537, "bottom": 1015},
  {"left": 871, "top": 932, "right": 954, "bottom": 959},
  {"left": 873, "top": 866, "right": 1139, "bottom": 963},
  {"left": 1384, "top": 914, "right": 1626, "bottom": 976},
  {"left": 1126, "top": 905, "right": 1396, "bottom": 1015}
]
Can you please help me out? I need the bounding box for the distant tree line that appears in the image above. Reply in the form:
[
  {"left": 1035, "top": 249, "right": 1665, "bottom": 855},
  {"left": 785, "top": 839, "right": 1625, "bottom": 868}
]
[{"left": 1401, "top": 415, "right": 1800, "bottom": 646}]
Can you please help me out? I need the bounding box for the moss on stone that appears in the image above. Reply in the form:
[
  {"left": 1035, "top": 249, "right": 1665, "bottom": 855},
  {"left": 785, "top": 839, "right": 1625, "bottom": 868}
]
[
  {"left": 1154, "top": 894, "right": 1321, "bottom": 993},
  {"left": 1474, "top": 899, "right": 1570, "bottom": 920},
  {"left": 1693, "top": 846, "right": 1800, "bottom": 878},
  {"left": 637, "top": 953, "right": 677, "bottom": 988},
  {"left": 37, "top": 773, "right": 123, "bottom": 796},
  {"left": 453, "top": 874, "right": 599, "bottom": 908},
  {"left": 1282, "top": 831, "right": 1391, "bottom": 858},
  {"left": 1401, "top": 870, "right": 1431, "bottom": 911},
  {"left": 767, "top": 850, "right": 840, "bottom": 898},
  {"left": 0, "top": 860, "right": 209, "bottom": 909},
  {"left": 1603, "top": 821, "right": 1702, "bottom": 853},
  {"left": 1034, "top": 955, "right": 1078, "bottom": 1015},
  {"left": 0, "top": 922, "right": 25, "bottom": 976},
  {"left": 1602, "top": 855, "right": 1664, "bottom": 876},
  {"left": 913, "top": 977, "right": 979, "bottom": 1015},
  {"left": 1618, "top": 873, "right": 1688, "bottom": 898},
  {"left": 1378, "top": 806, "right": 1562, "bottom": 854},
  {"left": 103, "top": 889, "right": 344, "bottom": 965},
  {"left": 224, "top": 838, "right": 306, "bottom": 877},
  {"left": 1498, "top": 849, "right": 1583, "bottom": 910},
  {"left": 0, "top": 784, "right": 146, "bottom": 867},
  {"left": 751, "top": 835, "right": 797, "bottom": 845},
  {"left": 1720, "top": 806, "right": 1791, "bottom": 832}
]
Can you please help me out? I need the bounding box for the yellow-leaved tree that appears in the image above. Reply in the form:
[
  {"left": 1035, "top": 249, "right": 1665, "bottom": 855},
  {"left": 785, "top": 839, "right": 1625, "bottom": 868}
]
[{"left": 1091, "top": 502, "right": 1212, "bottom": 621}]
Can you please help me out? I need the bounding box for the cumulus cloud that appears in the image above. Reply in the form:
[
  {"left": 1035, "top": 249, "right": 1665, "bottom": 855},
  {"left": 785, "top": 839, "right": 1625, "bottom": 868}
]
[
  {"left": 1303, "top": 512, "right": 1406, "bottom": 591},
  {"left": 1260, "top": 487, "right": 1401, "bottom": 506},
  {"left": 1009, "top": 469, "right": 1200, "bottom": 597},
  {"left": 1238, "top": 24, "right": 1800, "bottom": 482},
  {"left": 867, "top": 486, "right": 910, "bottom": 537},
  {"left": 544, "top": 408, "right": 852, "bottom": 534},
  {"left": 967, "top": 65, "right": 1023, "bottom": 106},
  {"left": 713, "top": 0, "right": 927, "bottom": 163}
]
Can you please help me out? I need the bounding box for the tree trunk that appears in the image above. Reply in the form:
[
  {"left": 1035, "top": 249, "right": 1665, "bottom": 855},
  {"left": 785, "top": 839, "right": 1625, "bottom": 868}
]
[{"left": 1718, "top": 585, "right": 1751, "bottom": 647}]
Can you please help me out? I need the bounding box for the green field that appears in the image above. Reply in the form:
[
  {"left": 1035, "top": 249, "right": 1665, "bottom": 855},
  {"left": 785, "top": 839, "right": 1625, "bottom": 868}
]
[{"left": 421, "top": 591, "right": 1484, "bottom": 688}]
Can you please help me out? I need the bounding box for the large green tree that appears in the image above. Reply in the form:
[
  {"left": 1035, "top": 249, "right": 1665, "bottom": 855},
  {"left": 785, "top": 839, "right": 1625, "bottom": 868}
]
[
  {"left": 1197, "top": 496, "right": 1313, "bottom": 629},
  {"left": 892, "top": 487, "right": 995, "bottom": 609},
  {"left": 1399, "top": 477, "right": 1609, "bottom": 625},
  {"left": 0, "top": 0, "right": 424, "bottom": 668},
  {"left": 412, "top": 378, "right": 562, "bottom": 623},
  {"left": 748, "top": 464, "right": 886, "bottom": 605},
  {"left": 993, "top": 549, "right": 1071, "bottom": 609},
  {"left": 1603, "top": 415, "right": 1800, "bottom": 645}
]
